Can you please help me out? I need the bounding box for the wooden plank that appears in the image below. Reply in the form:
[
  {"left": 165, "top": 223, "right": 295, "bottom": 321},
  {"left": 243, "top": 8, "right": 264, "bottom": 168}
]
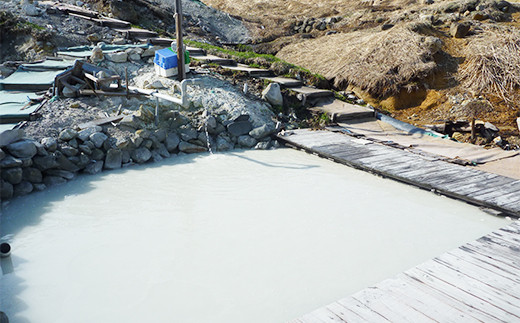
[
  {"left": 375, "top": 278, "right": 473, "bottom": 322},
  {"left": 405, "top": 268, "right": 507, "bottom": 322},
  {"left": 77, "top": 115, "right": 123, "bottom": 129},
  {"left": 417, "top": 260, "right": 520, "bottom": 315},
  {"left": 325, "top": 301, "right": 366, "bottom": 322},
  {"left": 351, "top": 287, "right": 436, "bottom": 322},
  {"left": 336, "top": 298, "right": 391, "bottom": 322},
  {"left": 435, "top": 253, "right": 520, "bottom": 299}
]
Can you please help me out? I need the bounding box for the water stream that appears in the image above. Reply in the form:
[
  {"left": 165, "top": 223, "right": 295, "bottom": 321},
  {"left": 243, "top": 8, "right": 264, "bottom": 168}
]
[{"left": 0, "top": 149, "right": 510, "bottom": 323}]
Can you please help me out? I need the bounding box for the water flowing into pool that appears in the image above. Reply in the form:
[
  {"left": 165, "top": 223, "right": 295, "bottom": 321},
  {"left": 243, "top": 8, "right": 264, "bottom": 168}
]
[{"left": 0, "top": 149, "right": 510, "bottom": 323}]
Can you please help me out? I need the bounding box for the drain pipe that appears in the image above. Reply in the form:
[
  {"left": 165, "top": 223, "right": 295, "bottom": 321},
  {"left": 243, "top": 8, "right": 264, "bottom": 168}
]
[
  {"left": 0, "top": 243, "right": 10, "bottom": 258},
  {"left": 129, "top": 78, "right": 201, "bottom": 108}
]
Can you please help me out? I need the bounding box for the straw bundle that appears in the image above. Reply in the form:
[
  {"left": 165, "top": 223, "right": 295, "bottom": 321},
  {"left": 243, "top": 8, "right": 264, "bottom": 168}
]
[
  {"left": 458, "top": 27, "right": 520, "bottom": 105},
  {"left": 276, "top": 23, "right": 442, "bottom": 97}
]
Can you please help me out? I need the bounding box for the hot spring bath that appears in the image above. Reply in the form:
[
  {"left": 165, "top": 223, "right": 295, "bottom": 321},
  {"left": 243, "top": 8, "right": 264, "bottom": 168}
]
[{"left": 0, "top": 149, "right": 510, "bottom": 323}]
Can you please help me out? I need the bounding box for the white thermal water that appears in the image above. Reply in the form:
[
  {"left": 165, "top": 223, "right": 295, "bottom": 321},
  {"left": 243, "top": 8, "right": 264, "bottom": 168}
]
[{"left": 0, "top": 149, "right": 510, "bottom": 323}]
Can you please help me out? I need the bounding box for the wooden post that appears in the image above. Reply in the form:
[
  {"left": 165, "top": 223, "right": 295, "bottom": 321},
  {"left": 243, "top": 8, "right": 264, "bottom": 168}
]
[{"left": 175, "top": 0, "right": 185, "bottom": 81}]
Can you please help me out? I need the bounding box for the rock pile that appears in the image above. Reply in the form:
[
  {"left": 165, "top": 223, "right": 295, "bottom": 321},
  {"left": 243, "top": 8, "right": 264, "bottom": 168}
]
[
  {"left": 0, "top": 112, "right": 280, "bottom": 200},
  {"left": 293, "top": 17, "right": 342, "bottom": 34}
]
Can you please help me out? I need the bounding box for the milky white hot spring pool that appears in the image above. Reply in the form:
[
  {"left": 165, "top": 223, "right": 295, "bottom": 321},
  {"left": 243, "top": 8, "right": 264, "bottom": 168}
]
[{"left": 0, "top": 149, "right": 510, "bottom": 323}]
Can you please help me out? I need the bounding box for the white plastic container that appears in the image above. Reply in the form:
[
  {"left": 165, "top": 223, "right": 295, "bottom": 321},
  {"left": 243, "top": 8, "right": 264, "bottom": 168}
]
[{"left": 154, "top": 64, "right": 178, "bottom": 77}]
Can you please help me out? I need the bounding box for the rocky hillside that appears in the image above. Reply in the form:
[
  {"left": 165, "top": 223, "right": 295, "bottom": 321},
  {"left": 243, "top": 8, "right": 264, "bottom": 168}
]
[{"left": 204, "top": 0, "right": 520, "bottom": 145}]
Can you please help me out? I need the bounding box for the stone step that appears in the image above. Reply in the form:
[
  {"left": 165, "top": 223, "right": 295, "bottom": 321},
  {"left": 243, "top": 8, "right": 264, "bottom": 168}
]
[
  {"left": 260, "top": 76, "right": 303, "bottom": 88},
  {"left": 288, "top": 86, "right": 333, "bottom": 98},
  {"left": 98, "top": 17, "right": 131, "bottom": 29},
  {"left": 221, "top": 64, "right": 272, "bottom": 77},
  {"left": 114, "top": 28, "right": 158, "bottom": 39},
  {"left": 190, "top": 54, "right": 236, "bottom": 66},
  {"left": 309, "top": 98, "right": 375, "bottom": 122}
]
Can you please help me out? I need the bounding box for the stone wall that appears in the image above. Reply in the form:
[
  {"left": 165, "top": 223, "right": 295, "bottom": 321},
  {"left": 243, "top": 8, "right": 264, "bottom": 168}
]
[{"left": 0, "top": 114, "right": 280, "bottom": 201}]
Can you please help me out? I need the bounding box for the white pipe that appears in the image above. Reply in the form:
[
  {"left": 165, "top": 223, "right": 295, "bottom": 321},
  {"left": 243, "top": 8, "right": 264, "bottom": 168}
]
[{"left": 128, "top": 79, "right": 201, "bottom": 108}]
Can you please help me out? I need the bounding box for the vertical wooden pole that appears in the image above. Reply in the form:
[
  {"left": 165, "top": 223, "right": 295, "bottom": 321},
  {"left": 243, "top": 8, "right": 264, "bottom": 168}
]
[{"left": 175, "top": 0, "right": 185, "bottom": 81}]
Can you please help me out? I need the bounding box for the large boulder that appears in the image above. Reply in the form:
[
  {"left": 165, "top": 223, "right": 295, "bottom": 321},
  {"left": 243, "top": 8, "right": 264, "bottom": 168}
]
[
  {"left": 5, "top": 140, "right": 37, "bottom": 158},
  {"left": 237, "top": 135, "right": 258, "bottom": 148},
  {"left": 227, "top": 121, "right": 253, "bottom": 137},
  {"left": 22, "top": 167, "right": 43, "bottom": 183},
  {"left": 14, "top": 181, "right": 34, "bottom": 196},
  {"left": 104, "top": 149, "right": 123, "bottom": 169},
  {"left": 41, "top": 137, "right": 58, "bottom": 151},
  {"left": 78, "top": 127, "right": 102, "bottom": 142},
  {"left": 33, "top": 155, "right": 58, "bottom": 171},
  {"left": 1, "top": 180, "right": 14, "bottom": 199},
  {"left": 165, "top": 133, "right": 180, "bottom": 152},
  {"left": 43, "top": 176, "right": 67, "bottom": 187},
  {"left": 1, "top": 167, "right": 23, "bottom": 185},
  {"left": 179, "top": 141, "right": 207, "bottom": 154},
  {"left": 0, "top": 156, "right": 23, "bottom": 168},
  {"left": 89, "top": 132, "right": 108, "bottom": 148},
  {"left": 262, "top": 83, "right": 283, "bottom": 107},
  {"left": 84, "top": 161, "right": 104, "bottom": 174},
  {"left": 105, "top": 52, "right": 128, "bottom": 63},
  {"left": 249, "top": 124, "right": 276, "bottom": 140},
  {"left": 59, "top": 128, "right": 78, "bottom": 141},
  {"left": 0, "top": 129, "right": 24, "bottom": 147},
  {"left": 450, "top": 22, "right": 471, "bottom": 38},
  {"left": 132, "top": 148, "right": 152, "bottom": 164}
]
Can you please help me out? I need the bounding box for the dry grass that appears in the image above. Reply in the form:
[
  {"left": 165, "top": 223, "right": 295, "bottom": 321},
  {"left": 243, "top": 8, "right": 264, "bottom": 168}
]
[
  {"left": 277, "top": 23, "right": 442, "bottom": 97},
  {"left": 458, "top": 26, "right": 520, "bottom": 106}
]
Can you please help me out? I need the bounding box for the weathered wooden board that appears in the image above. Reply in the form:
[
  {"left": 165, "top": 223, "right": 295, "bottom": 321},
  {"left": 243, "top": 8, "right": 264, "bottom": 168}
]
[
  {"left": 294, "top": 220, "right": 520, "bottom": 322},
  {"left": 277, "top": 129, "right": 520, "bottom": 217}
]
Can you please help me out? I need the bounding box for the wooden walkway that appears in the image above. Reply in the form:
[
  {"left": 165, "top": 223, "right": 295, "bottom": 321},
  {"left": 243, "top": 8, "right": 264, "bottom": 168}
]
[
  {"left": 291, "top": 220, "right": 520, "bottom": 322},
  {"left": 277, "top": 129, "right": 520, "bottom": 217}
]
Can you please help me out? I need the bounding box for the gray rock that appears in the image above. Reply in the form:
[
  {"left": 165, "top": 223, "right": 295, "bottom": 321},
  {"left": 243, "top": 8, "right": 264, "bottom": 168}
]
[
  {"left": 142, "top": 139, "right": 153, "bottom": 150},
  {"left": 33, "top": 183, "right": 47, "bottom": 191},
  {"left": 132, "top": 148, "right": 152, "bottom": 163},
  {"left": 104, "top": 149, "right": 123, "bottom": 169},
  {"left": 23, "top": 4, "right": 42, "bottom": 16},
  {"left": 33, "top": 155, "right": 58, "bottom": 171},
  {"left": 14, "top": 181, "right": 33, "bottom": 196},
  {"left": 0, "top": 129, "right": 24, "bottom": 147},
  {"left": 1, "top": 180, "right": 13, "bottom": 199},
  {"left": 165, "top": 133, "right": 181, "bottom": 152},
  {"left": 237, "top": 135, "right": 258, "bottom": 148},
  {"left": 0, "top": 148, "right": 4, "bottom": 160},
  {"left": 69, "top": 139, "right": 79, "bottom": 149},
  {"left": 316, "top": 21, "right": 327, "bottom": 31},
  {"left": 41, "top": 137, "right": 58, "bottom": 151},
  {"left": 216, "top": 136, "right": 234, "bottom": 151},
  {"left": 155, "top": 144, "right": 171, "bottom": 158},
  {"left": 76, "top": 153, "right": 91, "bottom": 168},
  {"left": 142, "top": 47, "right": 156, "bottom": 57},
  {"left": 2, "top": 167, "right": 23, "bottom": 185},
  {"left": 60, "top": 145, "right": 79, "bottom": 157},
  {"left": 119, "top": 115, "right": 140, "bottom": 129},
  {"left": 34, "top": 141, "right": 48, "bottom": 156},
  {"left": 59, "top": 128, "right": 78, "bottom": 141},
  {"left": 103, "top": 137, "right": 117, "bottom": 151},
  {"left": 56, "top": 154, "right": 80, "bottom": 172},
  {"left": 78, "top": 127, "right": 103, "bottom": 142},
  {"left": 122, "top": 150, "right": 131, "bottom": 164},
  {"left": 20, "top": 157, "right": 33, "bottom": 167},
  {"left": 22, "top": 167, "right": 43, "bottom": 183},
  {"left": 89, "top": 132, "right": 108, "bottom": 148},
  {"left": 179, "top": 141, "right": 207, "bottom": 153},
  {"left": 84, "top": 161, "right": 104, "bottom": 174},
  {"left": 0, "top": 156, "right": 23, "bottom": 168},
  {"left": 234, "top": 114, "right": 250, "bottom": 122},
  {"left": 136, "top": 129, "right": 152, "bottom": 139},
  {"left": 105, "top": 52, "right": 128, "bottom": 63},
  {"left": 152, "top": 151, "right": 163, "bottom": 162},
  {"left": 45, "top": 169, "right": 76, "bottom": 180},
  {"left": 79, "top": 144, "right": 92, "bottom": 155},
  {"left": 450, "top": 22, "right": 471, "bottom": 38},
  {"left": 179, "top": 126, "right": 198, "bottom": 141},
  {"left": 206, "top": 115, "right": 217, "bottom": 129},
  {"left": 91, "top": 148, "right": 105, "bottom": 161},
  {"left": 227, "top": 121, "right": 253, "bottom": 137},
  {"left": 5, "top": 140, "right": 37, "bottom": 158},
  {"left": 254, "top": 141, "right": 271, "bottom": 150},
  {"left": 484, "top": 121, "right": 499, "bottom": 132},
  {"left": 43, "top": 176, "right": 67, "bottom": 186},
  {"left": 249, "top": 124, "right": 276, "bottom": 139},
  {"left": 262, "top": 83, "right": 283, "bottom": 106},
  {"left": 115, "top": 137, "right": 132, "bottom": 150},
  {"left": 153, "top": 128, "right": 167, "bottom": 142}
]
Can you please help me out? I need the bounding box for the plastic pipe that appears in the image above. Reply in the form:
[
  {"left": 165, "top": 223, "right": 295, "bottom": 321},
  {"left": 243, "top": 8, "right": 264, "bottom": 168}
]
[{"left": 0, "top": 242, "right": 11, "bottom": 258}]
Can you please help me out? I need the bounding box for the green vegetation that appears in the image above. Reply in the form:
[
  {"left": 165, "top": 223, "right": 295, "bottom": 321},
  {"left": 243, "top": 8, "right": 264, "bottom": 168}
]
[
  {"left": 184, "top": 39, "right": 327, "bottom": 86},
  {"left": 20, "top": 21, "right": 45, "bottom": 31}
]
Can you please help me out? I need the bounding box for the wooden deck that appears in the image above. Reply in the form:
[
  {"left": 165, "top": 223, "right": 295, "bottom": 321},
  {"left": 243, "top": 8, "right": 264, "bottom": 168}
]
[
  {"left": 291, "top": 220, "right": 520, "bottom": 322},
  {"left": 277, "top": 129, "right": 520, "bottom": 217}
]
